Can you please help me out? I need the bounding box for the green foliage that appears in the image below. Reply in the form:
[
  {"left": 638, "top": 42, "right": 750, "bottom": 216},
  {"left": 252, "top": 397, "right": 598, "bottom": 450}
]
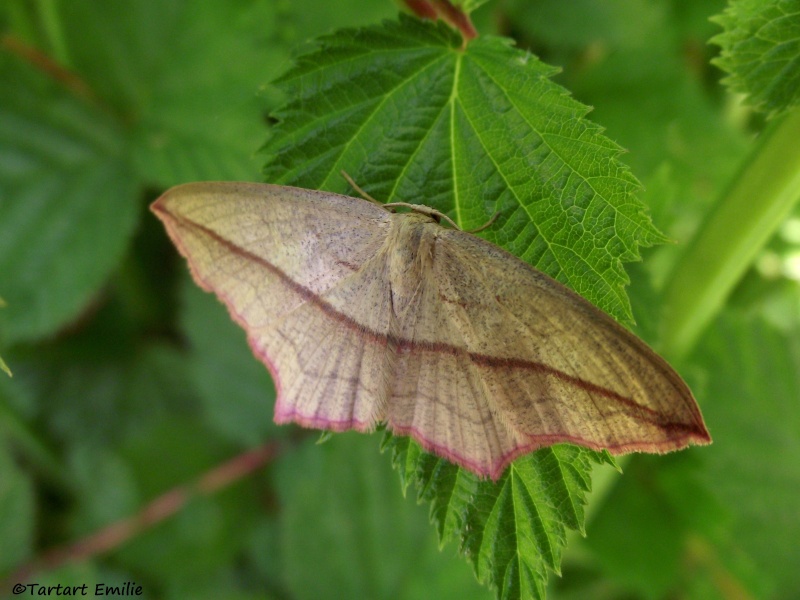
[
  {"left": 660, "top": 108, "right": 800, "bottom": 358},
  {"left": 0, "top": 441, "right": 34, "bottom": 571},
  {"left": 384, "top": 434, "right": 615, "bottom": 599},
  {"left": 276, "top": 432, "right": 481, "bottom": 599},
  {"left": 453, "top": 0, "right": 492, "bottom": 13},
  {"left": 0, "top": 53, "right": 139, "bottom": 343},
  {"left": 0, "top": 0, "right": 282, "bottom": 344},
  {"left": 180, "top": 277, "right": 282, "bottom": 446},
  {"left": 1, "top": 1, "right": 800, "bottom": 599},
  {"left": 711, "top": 0, "right": 800, "bottom": 117},
  {"left": 264, "top": 15, "right": 663, "bottom": 325},
  {"left": 262, "top": 18, "right": 660, "bottom": 596},
  {"left": 696, "top": 314, "right": 800, "bottom": 595}
]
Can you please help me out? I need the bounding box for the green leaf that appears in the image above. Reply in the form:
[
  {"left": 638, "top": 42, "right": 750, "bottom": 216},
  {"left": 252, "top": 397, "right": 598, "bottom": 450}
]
[
  {"left": 504, "top": 0, "right": 665, "bottom": 49},
  {"left": 547, "top": 0, "right": 748, "bottom": 224},
  {"left": 27, "top": 331, "right": 198, "bottom": 448},
  {"left": 262, "top": 15, "right": 654, "bottom": 599},
  {"left": 584, "top": 453, "right": 720, "bottom": 598},
  {"left": 711, "top": 0, "right": 800, "bottom": 117},
  {"left": 0, "top": 439, "right": 35, "bottom": 571},
  {"left": 53, "top": 0, "right": 282, "bottom": 185},
  {"left": 694, "top": 311, "right": 800, "bottom": 594},
  {"left": 67, "top": 445, "right": 140, "bottom": 531},
  {"left": 116, "top": 417, "right": 261, "bottom": 584},
  {"left": 263, "top": 14, "right": 665, "bottom": 325},
  {"left": 0, "top": 53, "right": 139, "bottom": 343},
  {"left": 180, "top": 275, "right": 280, "bottom": 446},
  {"left": 384, "top": 436, "right": 612, "bottom": 599},
  {"left": 0, "top": 363, "right": 67, "bottom": 490},
  {"left": 275, "top": 432, "right": 485, "bottom": 600}
]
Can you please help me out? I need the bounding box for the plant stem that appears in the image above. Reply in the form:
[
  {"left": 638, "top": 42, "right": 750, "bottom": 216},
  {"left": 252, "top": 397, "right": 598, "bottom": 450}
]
[
  {"left": 661, "top": 108, "right": 800, "bottom": 359},
  {"left": 3, "top": 443, "right": 278, "bottom": 585}
]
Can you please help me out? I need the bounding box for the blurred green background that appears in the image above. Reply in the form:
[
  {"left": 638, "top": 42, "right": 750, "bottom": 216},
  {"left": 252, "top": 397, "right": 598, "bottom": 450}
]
[{"left": 1, "top": 0, "right": 799, "bottom": 598}]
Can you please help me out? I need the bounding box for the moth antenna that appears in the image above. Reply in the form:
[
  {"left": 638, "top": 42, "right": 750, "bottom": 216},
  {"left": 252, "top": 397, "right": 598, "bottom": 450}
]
[
  {"left": 340, "top": 170, "right": 383, "bottom": 206},
  {"left": 340, "top": 170, "right": 497, "bottom": 234},
  {"left": 465, "top": 211, "right": 500, "bottom": 234}
]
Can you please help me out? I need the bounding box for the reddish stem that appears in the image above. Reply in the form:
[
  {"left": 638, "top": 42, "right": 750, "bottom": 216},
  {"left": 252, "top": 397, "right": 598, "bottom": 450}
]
[
  {"left": 4, "top": 443, "right": 278, "bottom": 585},
  {"left": 431, "top": 0, "right": 478, "bottom": 41},
  {"left": 1, "top": 34, "right": 97, "bottom": 104},
  {"left": 401, "top": 0, "right": 478, "bottom": 42},
  {"left": 403, "top": 0, "right": 439, "bottom": 20}
]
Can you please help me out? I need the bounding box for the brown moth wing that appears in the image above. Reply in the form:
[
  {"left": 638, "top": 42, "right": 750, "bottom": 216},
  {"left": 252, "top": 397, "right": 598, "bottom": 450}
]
[
  {"left": 427, "top": 228, "right": 711, "bottom": 464},
  {"left": 153, "top": 183, "right": 710, "bottom": 481},
  {"left": 380, "top": 219, "right": 709, "bottom": 480},
  {"left": 152, "top": 182, "right": 399, "bottom": 430},
  {"left": 153, "top": 182, "right": 391, "bottom": 299}
]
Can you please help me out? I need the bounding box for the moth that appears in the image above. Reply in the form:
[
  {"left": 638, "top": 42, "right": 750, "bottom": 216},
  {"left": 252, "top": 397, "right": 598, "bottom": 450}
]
[{"left": 152, "top": 182, "right": 710, "bottom": 480}]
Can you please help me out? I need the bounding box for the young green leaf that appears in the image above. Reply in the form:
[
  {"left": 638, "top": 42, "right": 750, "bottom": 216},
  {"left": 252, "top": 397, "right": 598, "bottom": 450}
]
[{"left": 711, "top": 0, "right": 800, "bottom": 117}]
